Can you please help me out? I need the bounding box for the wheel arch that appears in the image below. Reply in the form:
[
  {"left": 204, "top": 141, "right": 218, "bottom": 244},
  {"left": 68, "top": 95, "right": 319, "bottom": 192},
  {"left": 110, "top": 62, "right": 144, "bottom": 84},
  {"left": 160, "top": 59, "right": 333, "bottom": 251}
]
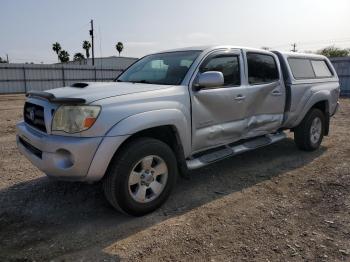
[
  {"left": 293, "top": 95, "right": 330, "bottom": 135},
  {"left": 106, "top": 124, "right": 188, "bottom": 179},
  {"left": 294, "top": 91, "right": 330, "bottom": 128}
]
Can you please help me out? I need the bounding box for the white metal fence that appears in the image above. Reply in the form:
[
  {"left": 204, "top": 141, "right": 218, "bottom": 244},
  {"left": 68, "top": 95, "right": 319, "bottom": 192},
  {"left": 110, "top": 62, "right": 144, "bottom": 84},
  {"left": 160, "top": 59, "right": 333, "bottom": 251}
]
[
  {"left": 330, "top": 57, "right": 350, "bottom": 97},
  {"left": 0, "top": 64, "right": 128, "bottom": 94},
  {"left": 1, "top": 58, "right": 349, "bottom": 96}
]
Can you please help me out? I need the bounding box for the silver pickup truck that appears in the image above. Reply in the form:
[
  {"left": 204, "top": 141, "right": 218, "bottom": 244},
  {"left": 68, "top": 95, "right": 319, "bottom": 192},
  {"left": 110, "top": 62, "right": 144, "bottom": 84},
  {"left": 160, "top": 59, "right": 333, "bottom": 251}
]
[{"left": 16, "top": 46, "right": 340, "bottom": 216}]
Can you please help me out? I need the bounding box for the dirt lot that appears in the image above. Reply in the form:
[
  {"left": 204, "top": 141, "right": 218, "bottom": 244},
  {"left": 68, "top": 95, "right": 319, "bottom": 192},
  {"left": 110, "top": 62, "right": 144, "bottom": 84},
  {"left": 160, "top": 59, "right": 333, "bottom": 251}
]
[{"left": 0, "top": 94, "right": 349, "bottom": 261}]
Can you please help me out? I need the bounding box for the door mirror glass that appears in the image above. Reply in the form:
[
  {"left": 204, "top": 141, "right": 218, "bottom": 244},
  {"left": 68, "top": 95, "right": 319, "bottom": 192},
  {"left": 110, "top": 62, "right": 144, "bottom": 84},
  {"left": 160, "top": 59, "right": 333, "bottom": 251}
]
[{"left": 197, "top": 71, "right": 224, "bottom": 89}]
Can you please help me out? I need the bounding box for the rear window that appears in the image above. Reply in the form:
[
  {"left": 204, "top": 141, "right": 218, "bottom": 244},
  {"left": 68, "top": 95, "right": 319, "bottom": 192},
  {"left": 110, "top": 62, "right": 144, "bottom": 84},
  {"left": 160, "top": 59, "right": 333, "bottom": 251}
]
[
  {"left": 288, "top": 58, "right": 333, "bottom": 79},
  {"left": 247, "top": 53, "right": 279, "bottom": 85},
  {"left": 288, "top": 58, "right": 315, "bottom": 79},
  {"left": 311, "top": 60, "right": 333, "bottom": 77}
]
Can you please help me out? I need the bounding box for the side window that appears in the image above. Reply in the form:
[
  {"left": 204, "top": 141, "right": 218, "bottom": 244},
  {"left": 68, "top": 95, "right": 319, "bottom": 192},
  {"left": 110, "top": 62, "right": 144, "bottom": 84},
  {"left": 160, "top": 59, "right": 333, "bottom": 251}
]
[
  {"left": 311, "top": 60, "right": 333, "bottom": 78},
  {"left": 288, "top": 58, "right": 315, "bottom": 79},
  {"left": 247, "top": 53, "right": 279, "bottom": 85},
  {"left": 200, "top": 55, "right": 240, "bottom": 86}
]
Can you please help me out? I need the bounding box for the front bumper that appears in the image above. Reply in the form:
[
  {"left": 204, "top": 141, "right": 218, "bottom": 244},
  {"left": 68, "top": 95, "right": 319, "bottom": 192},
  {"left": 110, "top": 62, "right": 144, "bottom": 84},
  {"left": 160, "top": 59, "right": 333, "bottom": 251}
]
[{"left": 16, "top": 121, "right": 102, "bottom": 180}]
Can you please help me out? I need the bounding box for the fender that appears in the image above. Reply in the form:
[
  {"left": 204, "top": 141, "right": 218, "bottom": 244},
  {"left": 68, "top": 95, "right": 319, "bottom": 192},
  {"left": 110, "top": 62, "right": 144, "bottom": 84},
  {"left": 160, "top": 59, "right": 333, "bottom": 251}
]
[
  {"left": 105, "top": 109, "right": 191, "bottom": 156},
  {"left": 294, "top": 90, "right": 330, "bottom": 127},
  {"left": 85, "top": 109, "right": 191, "bottom": 181}
]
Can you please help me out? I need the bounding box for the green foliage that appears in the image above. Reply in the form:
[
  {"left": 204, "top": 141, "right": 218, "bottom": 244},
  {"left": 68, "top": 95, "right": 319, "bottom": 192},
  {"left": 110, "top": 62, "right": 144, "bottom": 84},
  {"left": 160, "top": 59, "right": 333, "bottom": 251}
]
[
  {"left": 52, "top": 42, "right": 61, "bottom": 54},
  {"left": 317, "top": 46, "right": 350, "bottom": 58},
  {"left": 52, "top": 42, "right": 62, "bottom": 62},
  {"left": 73, "top": 52, "right": 85, "bottom": 62},
  {"left": 58, "top": 50, "right": 70, "bottom": 63},
  {"left": 0, "top": 57, "right": 8, "bottom": 63},
  {"left": 116, "top": 42, "right": 124, "bottom": 56},
  {"left": 82, "top": 40, "right": 91, "bottom": 59}
]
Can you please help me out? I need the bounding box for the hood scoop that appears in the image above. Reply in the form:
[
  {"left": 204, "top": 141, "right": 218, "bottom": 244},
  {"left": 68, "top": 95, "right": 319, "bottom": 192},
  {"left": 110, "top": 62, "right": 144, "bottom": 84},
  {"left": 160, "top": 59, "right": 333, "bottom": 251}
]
[{"left": 71, "top": 82, "right": 89, "bottom": 88}]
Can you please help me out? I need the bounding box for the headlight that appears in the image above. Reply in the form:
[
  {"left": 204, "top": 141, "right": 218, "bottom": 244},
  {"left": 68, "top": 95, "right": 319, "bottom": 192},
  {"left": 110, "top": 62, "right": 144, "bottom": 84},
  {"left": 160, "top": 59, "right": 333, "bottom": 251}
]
[{"left": 52, "top": 105, "right": 101, "bottom": 133}]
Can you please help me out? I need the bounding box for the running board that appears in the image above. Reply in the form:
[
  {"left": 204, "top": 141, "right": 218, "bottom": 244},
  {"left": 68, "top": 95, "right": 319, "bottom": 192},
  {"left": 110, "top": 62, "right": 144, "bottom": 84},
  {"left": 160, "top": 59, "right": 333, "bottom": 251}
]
[{"left": 186, "top": 132, "right": 286, "bottom": 170}]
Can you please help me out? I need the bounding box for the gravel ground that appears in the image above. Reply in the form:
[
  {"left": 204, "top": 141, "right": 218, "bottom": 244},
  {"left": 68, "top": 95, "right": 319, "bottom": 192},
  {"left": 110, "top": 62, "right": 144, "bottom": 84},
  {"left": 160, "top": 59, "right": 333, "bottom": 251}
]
[{"left": 0, "top": 94, "right": 349, "bottom": 261}]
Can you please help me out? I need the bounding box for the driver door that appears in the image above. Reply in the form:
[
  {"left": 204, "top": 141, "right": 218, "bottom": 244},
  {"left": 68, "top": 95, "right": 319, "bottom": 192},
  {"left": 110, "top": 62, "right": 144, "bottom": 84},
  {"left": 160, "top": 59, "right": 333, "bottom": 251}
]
[{"left": 191, "top": 50, "right": 249, "bottom": 152}]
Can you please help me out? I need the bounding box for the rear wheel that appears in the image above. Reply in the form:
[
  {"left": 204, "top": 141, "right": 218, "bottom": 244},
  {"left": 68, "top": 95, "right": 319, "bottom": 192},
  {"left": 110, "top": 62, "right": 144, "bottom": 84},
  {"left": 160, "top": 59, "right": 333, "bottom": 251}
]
[
  {"left": 103, "top": 138, "right": 177, "bottom": 216},
  {"left": 294, "top": 108, "right": 325, "bottom": 151}
]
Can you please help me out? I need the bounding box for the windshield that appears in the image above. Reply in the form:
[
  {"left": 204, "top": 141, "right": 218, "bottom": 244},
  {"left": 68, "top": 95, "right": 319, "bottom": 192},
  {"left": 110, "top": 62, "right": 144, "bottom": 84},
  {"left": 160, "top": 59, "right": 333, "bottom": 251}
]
[{"left": 116, "top": 51, "right": 201, "bottom": 85}]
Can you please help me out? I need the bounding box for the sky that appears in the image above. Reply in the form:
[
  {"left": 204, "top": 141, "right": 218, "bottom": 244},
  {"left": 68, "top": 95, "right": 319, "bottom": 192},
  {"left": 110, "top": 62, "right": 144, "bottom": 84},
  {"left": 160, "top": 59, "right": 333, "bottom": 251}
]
[{"left": 1, "top": 0, "right": 350, "bottom": 63}]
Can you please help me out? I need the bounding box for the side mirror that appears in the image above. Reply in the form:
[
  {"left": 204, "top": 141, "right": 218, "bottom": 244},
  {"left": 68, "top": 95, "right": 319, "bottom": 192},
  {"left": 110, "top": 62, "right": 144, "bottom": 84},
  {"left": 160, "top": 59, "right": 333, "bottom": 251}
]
[{"left": 195, "top": 71, "right": 224, "bottom": 90}]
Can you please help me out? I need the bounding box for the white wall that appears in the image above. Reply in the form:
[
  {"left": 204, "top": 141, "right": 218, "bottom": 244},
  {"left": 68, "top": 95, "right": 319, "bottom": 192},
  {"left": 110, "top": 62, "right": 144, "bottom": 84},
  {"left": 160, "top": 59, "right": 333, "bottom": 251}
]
[{"left": 0, "top": 64, "right": 125, "bottom": 94}]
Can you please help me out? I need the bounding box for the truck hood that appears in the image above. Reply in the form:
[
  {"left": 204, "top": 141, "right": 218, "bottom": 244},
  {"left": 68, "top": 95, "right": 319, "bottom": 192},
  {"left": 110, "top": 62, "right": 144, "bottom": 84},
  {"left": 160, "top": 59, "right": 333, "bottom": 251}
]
[{"left": 47, "top": 82, "right": 169, "bottom": 103}]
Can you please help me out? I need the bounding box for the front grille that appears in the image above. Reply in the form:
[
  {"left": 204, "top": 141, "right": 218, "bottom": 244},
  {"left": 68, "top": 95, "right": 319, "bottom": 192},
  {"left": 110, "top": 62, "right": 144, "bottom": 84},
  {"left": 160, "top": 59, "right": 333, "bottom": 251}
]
[
  {"left": 24, "top": 102, "right": 47, "bottom": 133},
  {"left": 19, "top": 137, "right": 43, "bottom": 159}
]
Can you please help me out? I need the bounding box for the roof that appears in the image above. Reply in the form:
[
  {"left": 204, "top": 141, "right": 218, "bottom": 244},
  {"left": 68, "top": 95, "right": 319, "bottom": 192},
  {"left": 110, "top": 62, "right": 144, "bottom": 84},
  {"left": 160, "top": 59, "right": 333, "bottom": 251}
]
[
  {"left": 274, "top": 51, "right": 327, "bottom": 59},
  {"left": 139, "top": 45, "right": 330, "bottom": 61},
  {"left": 154, "top": 45, "right": 269, "bottom": 54}
]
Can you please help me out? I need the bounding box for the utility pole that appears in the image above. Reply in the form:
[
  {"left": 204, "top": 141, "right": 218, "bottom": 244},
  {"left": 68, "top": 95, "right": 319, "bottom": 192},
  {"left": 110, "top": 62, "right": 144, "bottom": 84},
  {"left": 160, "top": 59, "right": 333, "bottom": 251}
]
[
  {"left": 291, "top": 43, "right": 297, "bottom": 52},
  {"left": 90, "top": 19, "right": 95, "bottom": 66},
  {"left": 6, "top": 54, "right": 9, "bottom": 63}
]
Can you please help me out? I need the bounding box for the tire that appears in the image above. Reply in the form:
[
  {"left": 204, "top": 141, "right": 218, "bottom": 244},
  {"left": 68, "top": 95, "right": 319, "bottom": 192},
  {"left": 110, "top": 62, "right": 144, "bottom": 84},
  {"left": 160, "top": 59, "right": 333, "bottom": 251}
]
[
  {"left": 294, "top": 108, "right": 325, "bottom": 151},
  {"left": 103, "top": 138, "right": 177, "bottom": 216}
]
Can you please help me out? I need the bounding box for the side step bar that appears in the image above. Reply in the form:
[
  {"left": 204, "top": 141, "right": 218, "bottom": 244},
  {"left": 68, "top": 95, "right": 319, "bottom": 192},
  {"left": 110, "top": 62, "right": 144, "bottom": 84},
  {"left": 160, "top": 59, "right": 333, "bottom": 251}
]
[{"left": 186, "top": 132, "right": 286, "bottom": 170}]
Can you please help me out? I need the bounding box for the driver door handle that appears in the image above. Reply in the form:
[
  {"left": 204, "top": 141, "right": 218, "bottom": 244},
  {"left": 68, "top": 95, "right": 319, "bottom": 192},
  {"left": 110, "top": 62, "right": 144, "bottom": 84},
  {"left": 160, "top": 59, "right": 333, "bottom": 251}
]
[{"left": 234, "top": 94, "right": 246, "bottom": 101}]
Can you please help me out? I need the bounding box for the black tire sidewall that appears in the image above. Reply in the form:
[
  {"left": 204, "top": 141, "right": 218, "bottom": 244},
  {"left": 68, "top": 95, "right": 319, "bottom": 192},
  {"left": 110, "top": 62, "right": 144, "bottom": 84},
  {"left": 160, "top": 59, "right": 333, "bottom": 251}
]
[
  {"left": 303, "top": 109, "right": 325, "bottom": 150},
  {"left": 110, "top": 138, "right": 177, "bottom": 216}
]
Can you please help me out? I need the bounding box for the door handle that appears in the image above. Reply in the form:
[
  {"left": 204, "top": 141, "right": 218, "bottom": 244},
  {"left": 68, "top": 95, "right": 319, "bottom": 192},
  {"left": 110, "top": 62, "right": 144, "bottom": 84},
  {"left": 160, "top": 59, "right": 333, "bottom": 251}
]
[
  {"left": 271, "top": 90, "right": 282, "bottom": 96},
  {"left": 234, "top": 95, "right": 246, "bottom": 101}
]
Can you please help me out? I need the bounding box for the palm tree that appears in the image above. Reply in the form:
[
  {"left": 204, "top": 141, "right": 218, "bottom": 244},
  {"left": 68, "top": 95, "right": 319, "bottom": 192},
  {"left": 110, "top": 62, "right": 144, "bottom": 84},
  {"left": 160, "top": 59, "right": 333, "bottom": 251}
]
[
  {"left": 116, "top": 42, "right": 124, "bottom": 56},
  {"left": 73, "top": 52, "right": 85, "bottom": 62},
  {"left": 52, "top": 42, "right": 62, "bottom": 62},
  {"left": 58, "top": 50, "right": 70, "bottom": 63},
  {"left": 82, "top": 40, "right": 91, "bottom": 59}
]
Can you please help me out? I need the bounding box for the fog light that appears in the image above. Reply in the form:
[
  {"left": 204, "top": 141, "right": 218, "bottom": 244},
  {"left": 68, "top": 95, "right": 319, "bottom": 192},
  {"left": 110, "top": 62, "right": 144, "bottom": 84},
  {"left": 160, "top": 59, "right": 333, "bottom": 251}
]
[{"left": 53, "top": 149, "right": 74, "bottom": 169}]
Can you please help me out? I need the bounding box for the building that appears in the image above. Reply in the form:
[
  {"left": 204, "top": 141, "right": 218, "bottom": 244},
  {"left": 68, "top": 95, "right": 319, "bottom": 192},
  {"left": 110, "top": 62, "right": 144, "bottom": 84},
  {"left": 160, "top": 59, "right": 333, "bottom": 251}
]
[{"left": 66, "top": 56, "right": 138, "bottom": 69}]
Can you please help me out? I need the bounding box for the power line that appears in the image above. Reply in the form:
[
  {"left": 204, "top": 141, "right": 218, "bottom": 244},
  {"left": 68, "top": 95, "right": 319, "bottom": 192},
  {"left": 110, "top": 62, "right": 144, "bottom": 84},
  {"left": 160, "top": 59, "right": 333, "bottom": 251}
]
[{"left": 271, "top": 37, "right": 350, "bottom": 49}]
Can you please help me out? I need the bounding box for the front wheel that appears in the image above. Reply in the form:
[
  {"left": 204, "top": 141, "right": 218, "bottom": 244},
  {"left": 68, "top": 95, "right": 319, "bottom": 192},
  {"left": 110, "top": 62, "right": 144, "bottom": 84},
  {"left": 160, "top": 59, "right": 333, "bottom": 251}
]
[
  {"left": 294, "top": 108, "right": 325, "bottom": 151},
  {"left": 103, "top": 138, "right": 177, "bottom": 216}
]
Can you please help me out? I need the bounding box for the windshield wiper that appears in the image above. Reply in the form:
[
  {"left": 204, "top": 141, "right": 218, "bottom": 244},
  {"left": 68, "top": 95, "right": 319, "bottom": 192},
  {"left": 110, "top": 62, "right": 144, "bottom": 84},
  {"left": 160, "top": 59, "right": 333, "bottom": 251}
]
[
  {"left": 116, "top": 79, "right": 123, "bottom": 82},
  {"left": 132, "top": 80, "right": 151, "bottom": 84}
]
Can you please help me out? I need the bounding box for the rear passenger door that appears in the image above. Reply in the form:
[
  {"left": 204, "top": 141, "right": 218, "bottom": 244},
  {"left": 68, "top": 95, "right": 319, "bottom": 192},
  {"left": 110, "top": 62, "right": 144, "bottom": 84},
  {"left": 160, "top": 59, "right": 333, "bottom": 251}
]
[{"left": 243, "top": 52, "right": 286, "bottom": 137}]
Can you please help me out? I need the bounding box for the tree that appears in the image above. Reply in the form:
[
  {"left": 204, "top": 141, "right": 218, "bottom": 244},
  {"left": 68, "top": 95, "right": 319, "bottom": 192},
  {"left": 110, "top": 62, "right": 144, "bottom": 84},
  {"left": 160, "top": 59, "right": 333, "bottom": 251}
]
[
  {"left": 82, "top": 40, "right": 91, "bottom": 59},
  {"left": 58, "top": 50, "right": 70, "bottom": 63},
  {"left": 73, "top": 52, "right": 85, "bottom": 63},
  {"left": 0, "top": 57, "right": 7, "bottom": 63},
  {"left": 52, "top": 42, "right": 62, "bottom": 62},
  {"left": 318, "top": 46, "right": 350, "bottom": 58},
  {"left": 116, "top": 42, "right": 124, "bottom": 56}
]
